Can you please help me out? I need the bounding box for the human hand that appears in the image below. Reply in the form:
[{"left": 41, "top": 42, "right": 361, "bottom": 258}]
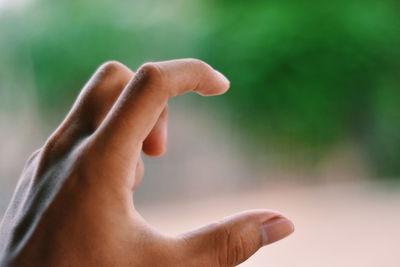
[{"left": 0, "top": 59, "right": 294, "bottom": 267}]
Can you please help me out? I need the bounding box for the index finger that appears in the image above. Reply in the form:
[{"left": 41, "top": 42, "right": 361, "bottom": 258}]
[{"left": 92, "top": 58, "right": 230, "bottom": 160}]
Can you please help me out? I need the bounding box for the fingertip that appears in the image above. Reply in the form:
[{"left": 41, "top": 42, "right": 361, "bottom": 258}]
[
  {"left": 261, "top": 215, "right": 294, "bottom": 246},
  {"left": 214, "top": 69, "right": 230, "bottom": 93},
  {"left": 142, "top": 106, "right": 168, "bottom": 157},
  {"left": 227, "top": 209, "right": 294, "bottom": 246},
  {"left": 179, "top": 209, "right": 293, "bottom": 266},
  {"left": 142, "top": 140, "right": 167, "bottom": 157},
  {"left": 195, "top": 68, "right": 230, "bottom": 96}
]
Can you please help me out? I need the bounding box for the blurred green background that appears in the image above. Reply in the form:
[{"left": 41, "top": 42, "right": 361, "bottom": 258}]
[
  {"left": 1, "top": 0, "right": 399, "bottom": 177},
  {"left": 1, "top": 1, "right": 400, "bottom": 266}
]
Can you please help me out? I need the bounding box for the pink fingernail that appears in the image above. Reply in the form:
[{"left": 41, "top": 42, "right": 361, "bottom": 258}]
[{"left": 261, "top": 216, "right": 294, "bottom": 246}]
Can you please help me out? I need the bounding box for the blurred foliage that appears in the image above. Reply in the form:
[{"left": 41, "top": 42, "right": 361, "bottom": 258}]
[
  {"left": 0, "top": 0, "right": 199, "bottom": 109},
  {"left": 199, "top": 0, "right": 400, "bottom": 176},
  {"left": 0, "top": 0, "right": 399, "bottom": 176}
]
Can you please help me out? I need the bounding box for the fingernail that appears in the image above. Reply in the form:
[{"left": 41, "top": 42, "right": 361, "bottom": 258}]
[{"left": 261, "top": 216, "right": 294, "bottom": 246}]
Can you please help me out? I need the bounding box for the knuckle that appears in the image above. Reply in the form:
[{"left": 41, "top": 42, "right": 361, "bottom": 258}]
[
  {"left": 137, "top": 62, "right": 165, "bottom": 82},
  {"left": 187, "top": 58, "right": 207, "bottom": 67},
  {"left": 99, "top": 60, "right": 125, "bottom": 73},
  {"left": 215, "top": 225, "right": 247, "bottom": 267},
  {"left": 186, "top": 58, "right": 212, "bottom": 72},
  {"left": 136, "top": 62, "right": 168, "bottom": 93},
  {"left": 94, "top": 60, "right": 132, "bottom": 91}
]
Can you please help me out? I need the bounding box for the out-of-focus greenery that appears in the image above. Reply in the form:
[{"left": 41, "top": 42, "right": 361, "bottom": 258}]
[
  {"left": 200, "top": 0, "right": 400, "bottom": 176},
  {"left": 0, "top": 0, "right": 200, "bottom": 109},
  {"left": 0, "top": 0, "right": 399, "bottom": 177}
]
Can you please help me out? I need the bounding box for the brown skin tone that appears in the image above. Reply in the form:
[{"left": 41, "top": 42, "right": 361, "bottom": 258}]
[{"left": 0, "top": 59, "right": 294, "bottom": 267}]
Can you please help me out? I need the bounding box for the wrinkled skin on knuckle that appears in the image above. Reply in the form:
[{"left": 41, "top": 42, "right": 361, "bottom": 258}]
[
  {"left": 136, "top": 62, "right": 169, "bottom": 96},
  {"left": 214, "top": 225, "right": 251, "bottom": 267}
]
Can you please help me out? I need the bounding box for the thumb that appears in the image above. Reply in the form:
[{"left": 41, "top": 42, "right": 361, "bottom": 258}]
[{"left": 178, "top": 210, "right": 294, "bottom": 267}]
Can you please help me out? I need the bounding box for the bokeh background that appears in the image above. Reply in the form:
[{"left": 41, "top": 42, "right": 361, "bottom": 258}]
[{"left": 1, "top": 0, "right": 400, "bottom": 266}]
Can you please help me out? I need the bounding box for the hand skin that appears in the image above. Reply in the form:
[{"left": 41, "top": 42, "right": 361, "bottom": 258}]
[{"left": 0, "top": 59, "right": 294, "bottom": 267}]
